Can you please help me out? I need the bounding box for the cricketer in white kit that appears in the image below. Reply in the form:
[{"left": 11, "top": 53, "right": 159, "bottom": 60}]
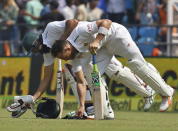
[
  {"left": 7, "top": 20, "right": 155, "bottom": 118},
  {"left": 50, "top": 19, "right": 174, "bottom": 116}
]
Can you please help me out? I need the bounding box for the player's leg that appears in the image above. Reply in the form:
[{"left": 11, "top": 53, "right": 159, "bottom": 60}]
[
  {"left": 113, "top": 25, "right": 174, "bottom": 112},
  {"left": 128, "top": 60, "right": 174, "bottom": 111},
  {"left": 105, "top": 56, "right": 155, "bottom": 111}
]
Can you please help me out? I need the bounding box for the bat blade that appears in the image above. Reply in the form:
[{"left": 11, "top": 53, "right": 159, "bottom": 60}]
[
  {"left": 56, "top": 60, "right": 64, "bottom": 118},
  {"left": 91, "top": 55, "right": 104, "bottom": 120}
]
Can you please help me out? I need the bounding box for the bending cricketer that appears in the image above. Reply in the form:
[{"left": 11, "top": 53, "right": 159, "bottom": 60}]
[{"left": 50, "top": 19, "right": 174, "bottom": 116}]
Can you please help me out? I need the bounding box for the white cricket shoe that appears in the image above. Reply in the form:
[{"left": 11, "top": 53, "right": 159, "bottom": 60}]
[
  {"left": 86, "top": 105, "right": 115, "bottom": 120},
  {"left": 144, "top": 89, "right": 156, "bottom": 111},
  {"left": 104, "top": 105, "right": 115, "bottom": 120},
  {"left": 159, "top": 87, "right": 174, "bottom": 112}
]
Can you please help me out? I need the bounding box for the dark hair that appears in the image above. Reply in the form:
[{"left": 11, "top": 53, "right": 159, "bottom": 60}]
[{"left": 51, "top": 40, "right": 67, "bottom": 57}]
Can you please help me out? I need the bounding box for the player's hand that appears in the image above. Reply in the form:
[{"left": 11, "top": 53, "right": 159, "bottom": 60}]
[
  {"left": 89, "top": 41, "right": 99, "bottom": 54},
  {"left": 76, "top": 106, "right": 85, "bottom": 117}
]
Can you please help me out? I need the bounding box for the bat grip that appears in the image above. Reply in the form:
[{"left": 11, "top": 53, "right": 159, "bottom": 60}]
[{"left": 92, "top": 55, "right": 96, "bottom": 64}]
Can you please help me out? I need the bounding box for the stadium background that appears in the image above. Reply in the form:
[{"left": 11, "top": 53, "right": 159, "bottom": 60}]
[{"left": 0, "top": 56, "right": 177, "bottom": 112}]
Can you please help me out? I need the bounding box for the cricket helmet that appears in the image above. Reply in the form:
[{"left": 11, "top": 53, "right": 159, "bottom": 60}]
[
  {"left": 35, "top": 97, "right": 60, "bottom": 119},
  {"left": 22, "top": 31, "right": 50, "bottom": 54}
]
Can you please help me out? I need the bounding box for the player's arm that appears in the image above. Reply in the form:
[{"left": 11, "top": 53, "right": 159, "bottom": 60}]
[
  {"left": 33, "top": 64, "right": 54, "bottom": 100},
  {"left": 60, "top": 19, "right": 79, "bottom": 40},
  {"left": 89, "top": 19, "right": 112, "bottom": 54},
  {"left": 74, "top": 69, "right": 87, "bottom": 117}
]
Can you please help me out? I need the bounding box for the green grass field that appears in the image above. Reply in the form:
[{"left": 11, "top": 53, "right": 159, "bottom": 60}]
[{"left": 0, "top": 109, "right": 178, "bottom": 131}]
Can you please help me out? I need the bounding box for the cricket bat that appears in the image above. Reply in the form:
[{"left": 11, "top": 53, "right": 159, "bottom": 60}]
[
  {"left": 56, "top": 59, "right": 64, "bottom": 118},
  {"left": 91, "top": 55, "right": 104, "bottom": 120}
]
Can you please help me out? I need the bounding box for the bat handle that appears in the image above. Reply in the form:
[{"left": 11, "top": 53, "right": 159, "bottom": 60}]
[{"left": 92, "top": 55, "right": 96, "bottom": 65}]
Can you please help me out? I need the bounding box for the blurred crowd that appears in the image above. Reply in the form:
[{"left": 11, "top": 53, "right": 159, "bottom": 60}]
[{"left": 0, "top": 0, "right": 174, "bottom": 56}]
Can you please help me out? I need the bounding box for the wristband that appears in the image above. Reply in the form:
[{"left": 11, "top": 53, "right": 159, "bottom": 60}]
[{"left": 98, "top": 27, "right": 109, "bottom": 35}]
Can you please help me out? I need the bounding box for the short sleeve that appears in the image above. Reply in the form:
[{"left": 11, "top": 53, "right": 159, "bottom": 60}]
[
  {"left": 71, "top": 58, "right": 82, "bottom": 73},
  {"left": 78, "top": 21, "right": 98, "bottom": 37},
  {"left": 42, "top": 21, "right": 66, "bottom": 48},
  {"left": 43, "top": 53, "right": 54, "bottom": 66}
]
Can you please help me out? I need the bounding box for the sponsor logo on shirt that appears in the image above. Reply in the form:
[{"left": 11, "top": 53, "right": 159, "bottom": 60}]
[{"left": 87, "top": 24, "right": 92, "bottom": 32}]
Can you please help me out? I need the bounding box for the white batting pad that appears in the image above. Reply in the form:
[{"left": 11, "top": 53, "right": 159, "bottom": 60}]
[
  {"left": 128, "top": 59, "right": 172, "bottom": 96},
  {"left": 105, "top": 57, "right": 152, "bottom": 97}
]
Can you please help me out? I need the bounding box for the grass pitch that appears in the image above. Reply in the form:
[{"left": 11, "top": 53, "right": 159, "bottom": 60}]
[{"left": 0, "top": 109, "right": 178, "bottom": 131}]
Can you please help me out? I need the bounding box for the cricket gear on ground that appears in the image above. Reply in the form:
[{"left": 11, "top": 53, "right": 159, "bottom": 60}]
[
  {"left": 56, "top": 60, "right": 64, "bottom": 118},
  {"left": 34, "top": 97, "right": 60, "bottom": 119},
  {"left": 7, "top": 99, "right": 25, "bottom": 112},
  {"left": 11, "top": 105, "right": 28, "bottom": 118},
  {"left": 62, "top": 111, "right": 94, "bottom": 120},
  {"left": 7, "top": 95, "right": 34, "bottom": 112},
  {"left": 159, "top": 87, "right": 174, "bottom": 112},
  {"left": 144, "top": 89, "right": 156, "bottom": 111},
  {"left": 128, "top": 59, "right": 172, "bottom": 97},
  {"left": 91, "top": 55, "right": 104, "bottom": 120},
  {"left": 14, "top": 95, "right": 34, "bottom": 104}
]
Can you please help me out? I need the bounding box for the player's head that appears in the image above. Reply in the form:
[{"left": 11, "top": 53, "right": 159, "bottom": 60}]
[
  {"left": 51, "top": 40, "right": 78, "bottom": 60},
  {"left": 22, "top": 32, "right": 50, "bottom": 55}
]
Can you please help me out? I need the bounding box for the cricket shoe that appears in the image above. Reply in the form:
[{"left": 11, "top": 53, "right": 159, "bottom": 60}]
[
  {"left": 159, "top": 87, "right": 174, "bottom": 112},
  {"left": 86, "top": 105, "right": 114, "bottom": 120},
  {"left": 11, "top": 105, "right": 28, "bottom": 118},
  {"left": 144, "top": 89, "right": 156, "bottom": 112}
]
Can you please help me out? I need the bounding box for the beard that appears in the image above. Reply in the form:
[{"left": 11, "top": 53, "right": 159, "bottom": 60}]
[{"left": 70, "top": 46, "right": 79, "bottom": 59}]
